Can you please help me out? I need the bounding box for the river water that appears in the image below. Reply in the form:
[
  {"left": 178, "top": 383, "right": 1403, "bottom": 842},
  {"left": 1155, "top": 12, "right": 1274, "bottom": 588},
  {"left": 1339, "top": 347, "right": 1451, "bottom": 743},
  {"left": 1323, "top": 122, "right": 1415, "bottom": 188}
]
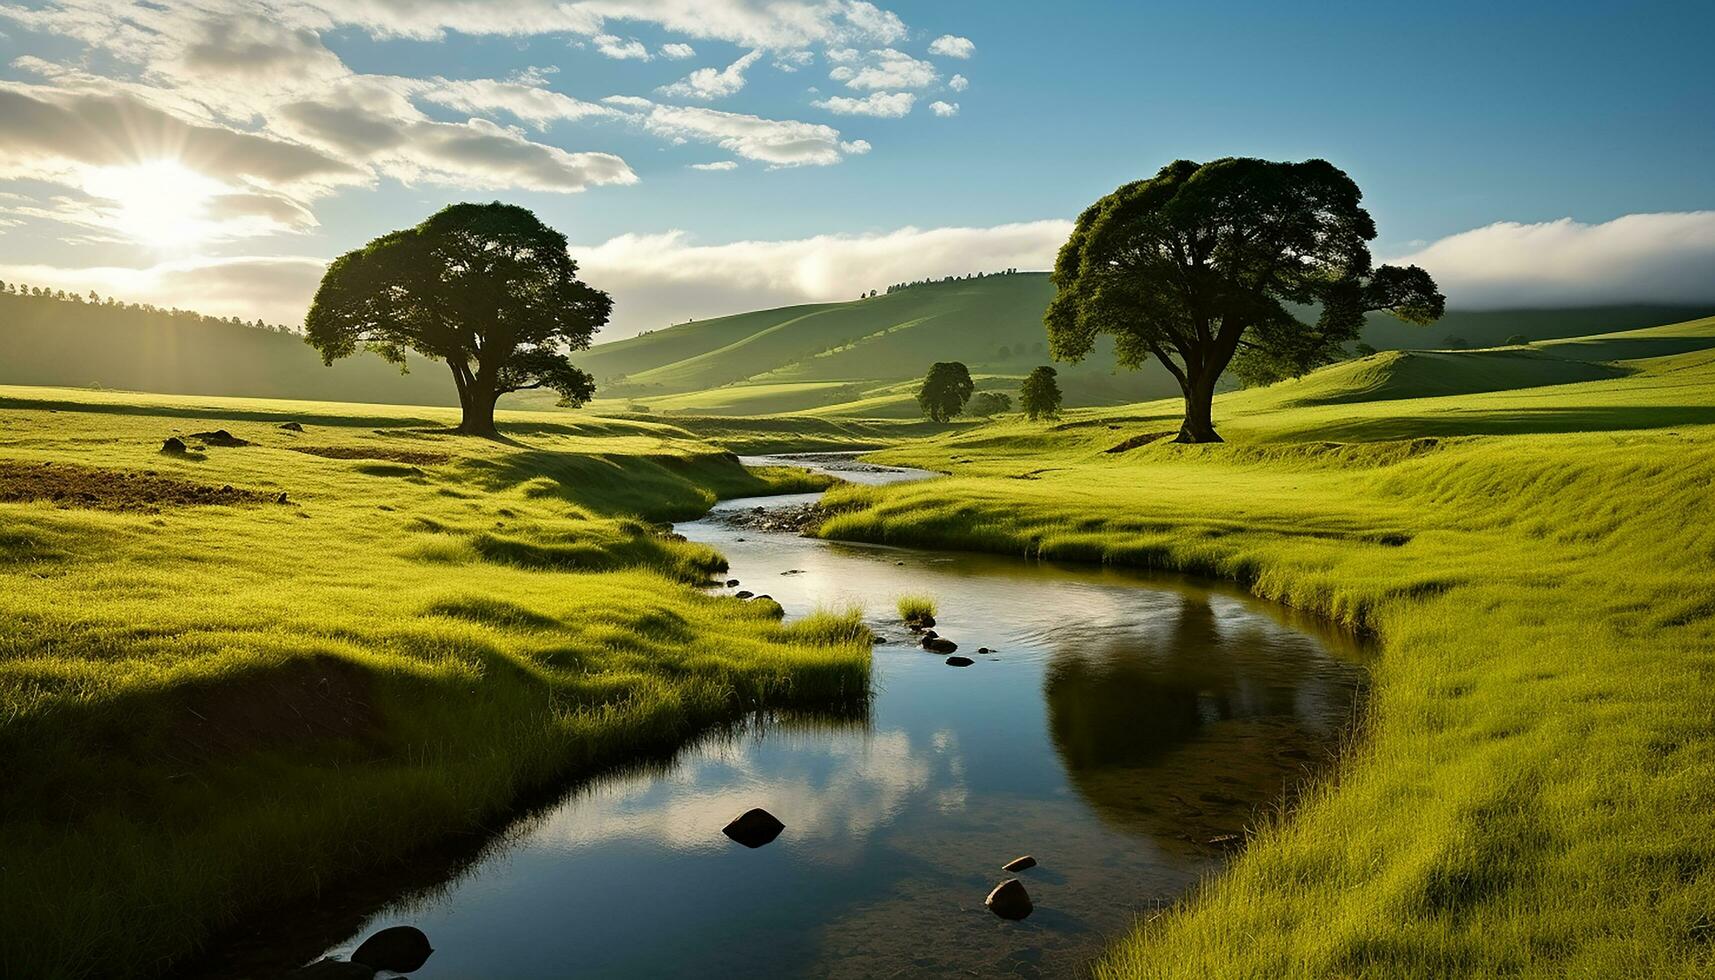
[{"left": 305, "top": 454, "right": 1366, "bottom": 978}]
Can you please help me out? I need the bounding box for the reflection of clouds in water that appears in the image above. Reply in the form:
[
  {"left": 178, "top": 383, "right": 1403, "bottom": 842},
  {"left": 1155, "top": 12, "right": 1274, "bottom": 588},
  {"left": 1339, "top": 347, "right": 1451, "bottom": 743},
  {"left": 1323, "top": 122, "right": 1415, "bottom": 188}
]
[{"left": 527, "top": 726, "right": 959, "bottom": 860}]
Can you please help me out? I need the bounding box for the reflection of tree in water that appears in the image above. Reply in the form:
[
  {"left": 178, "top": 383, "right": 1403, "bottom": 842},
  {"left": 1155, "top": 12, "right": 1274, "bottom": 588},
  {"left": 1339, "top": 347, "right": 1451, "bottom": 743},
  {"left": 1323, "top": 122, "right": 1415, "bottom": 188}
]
[{"left": 1045, "top": 594, "right": 1363, "bottom": 850}]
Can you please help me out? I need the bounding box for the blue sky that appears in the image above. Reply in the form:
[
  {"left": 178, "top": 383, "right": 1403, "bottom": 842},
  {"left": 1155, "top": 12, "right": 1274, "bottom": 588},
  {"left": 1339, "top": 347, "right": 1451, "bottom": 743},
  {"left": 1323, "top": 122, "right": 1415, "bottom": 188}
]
[{"left": 1, "top": 0, "right": 1711, "bottom": 334}]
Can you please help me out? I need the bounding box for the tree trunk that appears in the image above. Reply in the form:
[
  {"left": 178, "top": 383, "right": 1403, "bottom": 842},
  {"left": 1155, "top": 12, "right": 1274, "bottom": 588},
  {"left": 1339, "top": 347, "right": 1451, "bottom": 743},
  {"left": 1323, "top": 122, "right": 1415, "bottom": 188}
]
[
  {"left": 445, "top": 358, "right": 502, "bottom": 437},
  {"left": 1175, "top": 372, "right": 1222, "bottom": 443}
]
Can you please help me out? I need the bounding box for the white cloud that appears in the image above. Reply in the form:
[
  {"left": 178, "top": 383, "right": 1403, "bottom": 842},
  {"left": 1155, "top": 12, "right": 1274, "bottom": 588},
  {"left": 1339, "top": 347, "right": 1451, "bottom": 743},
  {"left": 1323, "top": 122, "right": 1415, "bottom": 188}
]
[
  {"left": 773, "top": 50, "right": 815, "bottom": 72},
  {"left": 814, "top": 91, "right": 915, "bottom": 118},
  {"left": 592, "top": 34, "right": 651, "bottom": 60},
  {"left": 1390, "top": 212, "right": 1715, "bottom": 307},
  {"left": 607, "top": 98, "right": 868, "bottom": 167},
  {"left": 832, "top": 48, "right": 937, "bottom": 90},
  {"left": 660, "top": 42, "right": 696, "bottom": 59},
  {"left": 928, "top": 34, "right": 975, "bottom": 58},
  {"left": 690, "top": 160, "right": 739, "bottom": 171},
  {"left": 657, "top": 49, "right": 764, "bottom": 100},
  {"left": 928, "top": 100, "right": 958, "bottom": 117},
  {"left": 948, "top": 73, "right": 968, "bottom": 92},
  {"left": 412, "top": 76, "right": 615, "bottom": 128},
  {"left": 573, "top": 220, "right": 1071, "bottom": 336}
]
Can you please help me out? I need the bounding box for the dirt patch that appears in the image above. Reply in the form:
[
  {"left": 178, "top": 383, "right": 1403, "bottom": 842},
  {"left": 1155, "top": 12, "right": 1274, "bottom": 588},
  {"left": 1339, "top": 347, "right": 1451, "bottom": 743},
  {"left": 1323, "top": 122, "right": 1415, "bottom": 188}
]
[
  {"left": 188, "top": 429, "right": 253, "bottom": 447},
  {"left": 0, "top": 460, "right": 275, "bottom": 511},
  {"left": 290, "top": 446, "right": 451, "bottom": 465},
  {"left": 172, "top": 656, "right": 382, "bottom": 761}
]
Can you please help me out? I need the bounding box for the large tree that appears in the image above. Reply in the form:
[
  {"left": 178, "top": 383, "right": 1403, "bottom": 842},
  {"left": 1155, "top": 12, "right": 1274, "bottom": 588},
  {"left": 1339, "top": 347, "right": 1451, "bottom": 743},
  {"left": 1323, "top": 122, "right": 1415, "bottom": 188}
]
[
  {"left": 305, "top": 202, "right": 610, "bottom": 437},
  {"left": 916, "top": 361, "right": 974, "bottom": 422},
  {"left": 1046, "top": 158, "right": 1444, "bottom": 442}
]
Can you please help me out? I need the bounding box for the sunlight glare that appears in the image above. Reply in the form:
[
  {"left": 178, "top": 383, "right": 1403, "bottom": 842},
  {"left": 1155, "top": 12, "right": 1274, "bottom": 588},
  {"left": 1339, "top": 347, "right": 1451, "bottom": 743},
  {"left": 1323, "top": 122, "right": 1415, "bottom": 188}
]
[{"left": 82, "top": 160, "right": 225, "bottom": 249}]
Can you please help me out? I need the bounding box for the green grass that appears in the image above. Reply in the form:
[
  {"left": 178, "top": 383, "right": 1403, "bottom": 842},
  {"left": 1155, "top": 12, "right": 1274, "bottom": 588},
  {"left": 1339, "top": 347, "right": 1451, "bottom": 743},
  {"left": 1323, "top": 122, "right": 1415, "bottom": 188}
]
[
  {"left": 895, "top": 594, "right": 937, "bottom": 623},
  {"left": 818, "top": 322, "right": 1715, "bottom": 977},
  {"left": 0, "top": 385, "right": 867, "bottom": 980}
]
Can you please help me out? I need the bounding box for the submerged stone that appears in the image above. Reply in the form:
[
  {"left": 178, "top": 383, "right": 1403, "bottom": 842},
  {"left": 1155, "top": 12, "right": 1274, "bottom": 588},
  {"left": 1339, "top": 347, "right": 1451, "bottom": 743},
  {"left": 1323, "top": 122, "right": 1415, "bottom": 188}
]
[
  {"left": 350, "top": 925, "right": 433, "bottom": 972},
  {"left": 985, "top": 878, "right": 1033, "bottom": 920},
  {"left": 723, "top": 807, "right": 785, "bottom": 848},
  {"left": 945, "top": 655, "right": 974, "bottom": 667},
  {"left": 923, "top": 636, "right": 958, "bottom": 654}
]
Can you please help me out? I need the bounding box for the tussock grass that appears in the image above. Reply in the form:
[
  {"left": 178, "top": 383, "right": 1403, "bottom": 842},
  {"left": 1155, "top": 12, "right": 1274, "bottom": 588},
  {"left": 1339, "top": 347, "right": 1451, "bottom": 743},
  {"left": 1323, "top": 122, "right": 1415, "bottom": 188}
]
[
  {"left": 895, "top": 594, "right": 937, "bottom": 623},
  {"left": 822, "top": 333, "right": 1715, "bottom": 977},
  {"left": 0, "top": 387, "right": 865, "bottom": 980}
]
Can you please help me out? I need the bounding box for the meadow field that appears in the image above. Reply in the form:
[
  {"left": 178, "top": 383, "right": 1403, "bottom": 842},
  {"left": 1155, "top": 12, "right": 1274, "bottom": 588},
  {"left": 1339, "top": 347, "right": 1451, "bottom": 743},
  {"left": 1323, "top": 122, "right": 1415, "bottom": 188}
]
[
  {"left": 3, "top": 315, "right": 1714, "bottom": 978},
  {"left": 0, "top": 386, "right": 871, "bottom": 979},
  {"left": 819, "top": 319, "right": 1715, "bottom": 977}
]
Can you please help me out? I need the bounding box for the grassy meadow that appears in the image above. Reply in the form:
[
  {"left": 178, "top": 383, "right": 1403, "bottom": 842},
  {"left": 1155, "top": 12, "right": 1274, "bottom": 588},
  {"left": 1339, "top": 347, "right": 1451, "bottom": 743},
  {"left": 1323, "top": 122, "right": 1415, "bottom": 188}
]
[
  {"left": 817, "top": 319, "right": 1715, "bottom": 976},
  {"left": 0, "top": 385, "right": 871, "bottom": 979}
]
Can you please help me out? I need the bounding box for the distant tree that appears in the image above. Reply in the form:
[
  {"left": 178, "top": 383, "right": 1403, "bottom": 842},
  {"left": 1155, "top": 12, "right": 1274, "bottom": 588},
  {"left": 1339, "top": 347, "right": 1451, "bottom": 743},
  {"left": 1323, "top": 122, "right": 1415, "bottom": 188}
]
[
  {"left": 966, "top": 391, "right": 1012, "bottom": 417},
  {"left": 1047, "top": 158, "right": 1443, "bottom": 441},
  {"left": 1020, "top": 365, "right": 1062, "bottom": 421},
  {"left": 305, "top": 202, "right": 610, "bottom": 437},
  {"left": 1354, "top": 342, "right": 1378, "bottom": 356},
  {"left": 1504, "top": 334, "right": 1530, "bottom": 346},
  {"left": 916, "top": 361, "right": 974, "bottom": 422},
  {"left": 996, "top": 344, "right": 1012, "bottom": 360},
  {"left": 1444, "top": 335, "right": 1470, "bottom": 349}
]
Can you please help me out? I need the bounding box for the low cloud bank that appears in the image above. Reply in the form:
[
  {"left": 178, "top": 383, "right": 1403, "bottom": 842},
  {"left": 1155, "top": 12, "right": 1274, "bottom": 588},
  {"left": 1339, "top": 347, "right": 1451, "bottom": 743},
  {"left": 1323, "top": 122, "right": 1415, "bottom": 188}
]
[{"left": 1391, "top": 211, "right": 1715, "bottom": 308}]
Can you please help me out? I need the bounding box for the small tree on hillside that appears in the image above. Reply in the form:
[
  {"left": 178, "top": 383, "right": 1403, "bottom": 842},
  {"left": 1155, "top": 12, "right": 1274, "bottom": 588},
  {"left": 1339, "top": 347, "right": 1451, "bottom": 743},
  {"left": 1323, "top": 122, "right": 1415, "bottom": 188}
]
[
  {"left": 917, "top": 361, "right": 973, "bottom": 422},
  {"left": 1047, "top": 158, "right": 1443, "bottom": 442},
  {"left": 966, "top": 391, "right": 1012, "bottom": 417},
  {"left": 305, "top": 202, "right": 610, "bottom": 437},
  {"left": 1020, "top": 366, "right": 1062, "bottom": 421}
]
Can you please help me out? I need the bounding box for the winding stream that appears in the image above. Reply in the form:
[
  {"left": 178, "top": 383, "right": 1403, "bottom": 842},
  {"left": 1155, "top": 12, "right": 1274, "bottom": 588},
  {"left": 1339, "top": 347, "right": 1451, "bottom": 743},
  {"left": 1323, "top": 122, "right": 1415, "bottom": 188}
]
[{"left": 302, "top": 454, "right": 1368, "bottom": 978}]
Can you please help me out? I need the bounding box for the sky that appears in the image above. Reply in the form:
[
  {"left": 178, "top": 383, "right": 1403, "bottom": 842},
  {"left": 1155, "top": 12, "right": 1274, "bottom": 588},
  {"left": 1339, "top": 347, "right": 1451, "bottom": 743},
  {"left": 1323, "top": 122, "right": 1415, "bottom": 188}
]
[{"left": 0, "top": 0, "right": 1712, "bottom": 338}]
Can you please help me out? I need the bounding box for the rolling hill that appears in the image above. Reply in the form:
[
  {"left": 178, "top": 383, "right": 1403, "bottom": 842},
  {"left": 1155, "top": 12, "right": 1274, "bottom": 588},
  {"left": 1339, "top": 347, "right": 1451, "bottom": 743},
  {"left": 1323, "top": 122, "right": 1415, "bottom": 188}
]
[
  {"left": 4, "top": 278, "right": 1710, "bottom": 419},
  {"left": 571, "top": 272, "right": 1713, "bottom": 417}
]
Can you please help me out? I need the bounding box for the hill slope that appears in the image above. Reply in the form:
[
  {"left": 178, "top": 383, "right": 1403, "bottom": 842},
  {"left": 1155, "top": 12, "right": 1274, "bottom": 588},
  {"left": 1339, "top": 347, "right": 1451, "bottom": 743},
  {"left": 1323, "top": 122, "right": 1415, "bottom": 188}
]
[
  {"left": 0, "top": 291, "right": 457, "bottom": 406},
  {"left": 576, "top": 274, "right": 1712, "bottom": 417}
]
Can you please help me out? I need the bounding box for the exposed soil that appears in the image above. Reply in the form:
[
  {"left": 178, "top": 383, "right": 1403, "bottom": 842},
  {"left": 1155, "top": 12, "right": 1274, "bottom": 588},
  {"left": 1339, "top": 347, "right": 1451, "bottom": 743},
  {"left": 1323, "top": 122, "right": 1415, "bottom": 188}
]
[
  {"left": 289, "top": 446, "right": 451, "bottom": 465},
  {"left": 0, "top": 460, "right": 275, "bottom": 511}
]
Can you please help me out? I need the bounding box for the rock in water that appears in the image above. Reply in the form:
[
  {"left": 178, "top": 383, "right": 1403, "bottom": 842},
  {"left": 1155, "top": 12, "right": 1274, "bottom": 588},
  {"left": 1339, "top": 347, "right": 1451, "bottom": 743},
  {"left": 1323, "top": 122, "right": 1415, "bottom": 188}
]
[
  {"left": 350, "top": 925, "right": 433, "bottom": 972},
  {"left": 735, "top": 590, "right": 754, "bottom": 599},
  {"left": 724, "top": 807, "right": 785, "bottom": 848},
  {"left": 726, "top": 578, "right": 740, "bottom": 587},
  {"left": 1002, "top": 855, "right": 1037, "bottom": 872},
  {"left": 985, "top": 878, "right": 1033, "bottom": 920},
  {"left": 922, "top": 636, "right": 958, "bottom": 654},
  {"left": 945, "top": 655, "right": 974, "bottom": 667}
]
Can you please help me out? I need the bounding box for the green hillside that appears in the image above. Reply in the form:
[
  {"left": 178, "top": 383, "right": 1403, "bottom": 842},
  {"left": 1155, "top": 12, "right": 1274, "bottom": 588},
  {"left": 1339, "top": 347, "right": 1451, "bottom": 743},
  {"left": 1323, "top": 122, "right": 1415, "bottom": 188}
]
[
  {"left": 0, "top": 291, "right": 458, "bottom": 406},
  {"left": 575, "top": 273, "right": 1712, "bottom": 418}
]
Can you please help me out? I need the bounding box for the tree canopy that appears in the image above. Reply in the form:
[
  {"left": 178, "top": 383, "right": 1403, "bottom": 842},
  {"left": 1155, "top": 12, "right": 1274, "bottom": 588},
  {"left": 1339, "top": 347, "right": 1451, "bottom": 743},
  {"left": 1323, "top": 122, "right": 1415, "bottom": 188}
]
[
  {"left": 966, "top": 390, "right": 1013, "bottom": 417},
  {"left": 305, "top": 202, "right": 610, "bottom": 436},
  {"left": 1020, "top": 365, "right": 1062, "bottom": 421},
  {"left": 1046, "top": 158, "right": 1443, "bottom": 442},
  {"left": 916, "top": 361, "right": 974, "bottom": 422}
]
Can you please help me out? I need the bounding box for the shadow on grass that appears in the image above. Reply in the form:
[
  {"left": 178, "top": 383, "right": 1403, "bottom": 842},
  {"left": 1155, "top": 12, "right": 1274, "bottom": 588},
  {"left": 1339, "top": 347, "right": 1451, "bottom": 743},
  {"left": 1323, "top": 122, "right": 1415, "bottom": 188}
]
[{"left": 1276, "top": 405, "right": 1715, "bottom": 443}]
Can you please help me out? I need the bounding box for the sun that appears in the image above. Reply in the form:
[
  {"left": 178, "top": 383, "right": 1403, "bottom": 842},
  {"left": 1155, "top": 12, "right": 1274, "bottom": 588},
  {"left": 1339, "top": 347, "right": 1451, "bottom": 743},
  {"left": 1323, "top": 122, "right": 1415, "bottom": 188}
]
[{"left": 82, "top": 159, "right": 225, "bottom": 249}]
